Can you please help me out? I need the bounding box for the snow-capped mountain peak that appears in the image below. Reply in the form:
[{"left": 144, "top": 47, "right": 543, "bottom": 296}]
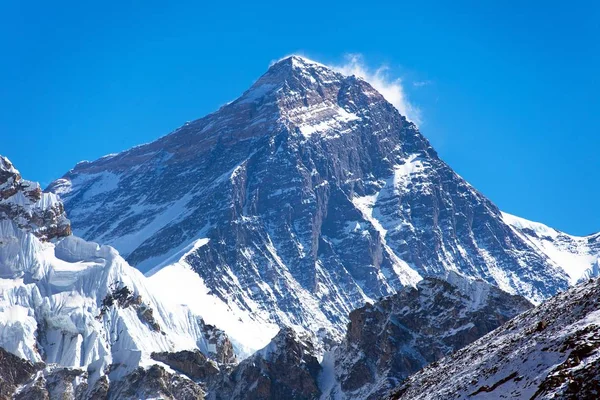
[{"left": 47, "top": 57, "right": 591, "bottom": 349}]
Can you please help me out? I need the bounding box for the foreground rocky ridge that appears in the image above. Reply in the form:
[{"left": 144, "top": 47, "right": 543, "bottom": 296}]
[
  {"left": 389, "top": 276, "right": 600, "bottom": 399},
  {"left": 0, "top": 346, "right": 206, "bottom": 400},
  {"left": 211, "top": 328, "right": 322, "bottom": 400},
  {"left": 48, "top": 56, "right": 583, "bottom": 348}
]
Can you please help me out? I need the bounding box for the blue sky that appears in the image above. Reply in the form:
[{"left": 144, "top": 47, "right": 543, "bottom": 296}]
[{"left": 1, "top": 1, "right": 598, "bottom": 235}]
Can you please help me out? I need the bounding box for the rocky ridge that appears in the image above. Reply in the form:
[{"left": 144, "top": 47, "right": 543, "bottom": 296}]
[
  {"left": 0, "top": 155, "right": 70, "bottom": 244},
  {"left": 388, "top": 276, "right": 600, "bottom": 399},
  {"left": 320, "top": 272, "right": 533, "bottom": 399}
]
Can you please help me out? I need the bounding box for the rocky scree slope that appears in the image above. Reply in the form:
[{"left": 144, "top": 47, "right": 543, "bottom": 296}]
[
  {"left": 389, "top": 276, "right": 600, "bottom": 399},
  {"left": 47, "top": 56, "right": 580, "bottom": 345}
]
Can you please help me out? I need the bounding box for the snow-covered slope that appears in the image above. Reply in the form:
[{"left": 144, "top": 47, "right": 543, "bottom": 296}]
[
  {"left": 145, "top": 239, "right": 279, "bottom": 356},
  {"left": 0, "top": 157, "right": 240, "bottom": 396},
  {"left": 503, "top": 212, "right": 600, "bottom": 284},
  {"left": 49, "top": 55, "right": 577, "bottom": 343},
  {"left": 389, "top": 276, "right": 600, "bottom": 399}
]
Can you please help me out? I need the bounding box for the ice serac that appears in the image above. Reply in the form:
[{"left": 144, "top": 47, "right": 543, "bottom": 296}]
[
  {"left": 0, "top": 156, "right": 237, "bottom": 397},
  {"left": 321, "top": 272, "right": 533, "bottom": 400},
  {"left": 50, "top": 55, "right": 574, "bottom": 341},
  {"left": 389, "top": 276, "right": 600, "bottom": 400}
]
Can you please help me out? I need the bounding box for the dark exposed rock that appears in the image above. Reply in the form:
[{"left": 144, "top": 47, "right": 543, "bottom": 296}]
[
  {"left": 0, "top": 346, "right": 209, "bottom": 400},
  {"left": 108, "top": 364, "right": 205, "bottom": 400},
  {"left": 0, "top": 346, "right": 43, "bottom": 399},
  {"left": 87, "top": 376, "right": 110, "bottom": 400},
  {"left": 0, "top": 358, "right": 91, "bottom": 400},
  {"left": 98, "top": 283, "right": 162, "bottom": 332},
  {"left": 151, "top": 350, "right": 220, "bottom": 382},
  {"left": 199, "top": 320, "right": 237, "bottom": 365}
]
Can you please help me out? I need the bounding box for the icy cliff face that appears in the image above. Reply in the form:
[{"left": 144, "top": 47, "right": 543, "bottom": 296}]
[
  {"left": 390, "top": 276, "right": 600, "bottom": 399},
  {"left": 47, "top": 56, "right": 580, "bottom": 342},
  {"left": 0, "top": 223, "right": 226, "bottom": 371}
]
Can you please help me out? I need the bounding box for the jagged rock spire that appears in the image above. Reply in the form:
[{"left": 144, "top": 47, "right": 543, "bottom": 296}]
[{"left": 0, "top": 155, "right": 70, "bottom": 241}]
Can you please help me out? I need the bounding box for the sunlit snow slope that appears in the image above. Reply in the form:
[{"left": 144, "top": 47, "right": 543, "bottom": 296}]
[{"left": 503, "top": 212, "right": 600, "bottom": 284}]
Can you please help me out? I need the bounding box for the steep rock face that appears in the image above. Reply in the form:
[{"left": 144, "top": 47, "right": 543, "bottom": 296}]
[
  {"left": 151, "top": 349, "right": 222, "bottom": 383},
  {"left": 389, "top": 277, "right": 600, "bottom": 399},
  {"left": 212, "top": 328, "right": 322, "bottom": 400},
  {"left": 321, "top": 273, "right": 533, "bottom": 399},
  {"left": 0, "top": 156, "right": 70, "bottom": 245},
  {"left": 49, "top": 56, "right": 572, "bottom": 343},
  {"left": 0, "top": 346, "right": 43, "bottom": 399}
]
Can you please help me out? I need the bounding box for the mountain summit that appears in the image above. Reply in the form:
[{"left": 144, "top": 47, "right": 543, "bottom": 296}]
[{"left": 48, "top": 56, "right": 588, "bottom": 346}]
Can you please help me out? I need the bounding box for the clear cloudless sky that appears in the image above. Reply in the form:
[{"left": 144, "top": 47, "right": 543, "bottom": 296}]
[{"left": 0, "top": 1, "right": 598, "bottom": 235}]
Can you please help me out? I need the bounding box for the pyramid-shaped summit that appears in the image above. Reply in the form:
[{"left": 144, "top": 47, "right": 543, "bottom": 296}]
[{"left": 48, "top": 56, "right": 572, "bottom": 341}]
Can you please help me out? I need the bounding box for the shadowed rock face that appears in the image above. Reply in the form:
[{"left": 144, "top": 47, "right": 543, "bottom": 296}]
[
  {"left": 0, "top": 156, "right": 70, "bottom": 243},
  {"left": 388, "top": 277, "right": 600, "bottom": 400},
  {"left": 212, "top": 328, "right": 322, "bottom": 400},
  {"left": 0, "top": 346, "right": 43, "bottom": 399},
  {"left": 49, "top": 56, "right": 570, "bottom": 340},
  {"left": 151, "top": 350, "right": 221, "bottom": 383},
  {"left": 324, "top": 273, "right": 533, "bottom": 399}
]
